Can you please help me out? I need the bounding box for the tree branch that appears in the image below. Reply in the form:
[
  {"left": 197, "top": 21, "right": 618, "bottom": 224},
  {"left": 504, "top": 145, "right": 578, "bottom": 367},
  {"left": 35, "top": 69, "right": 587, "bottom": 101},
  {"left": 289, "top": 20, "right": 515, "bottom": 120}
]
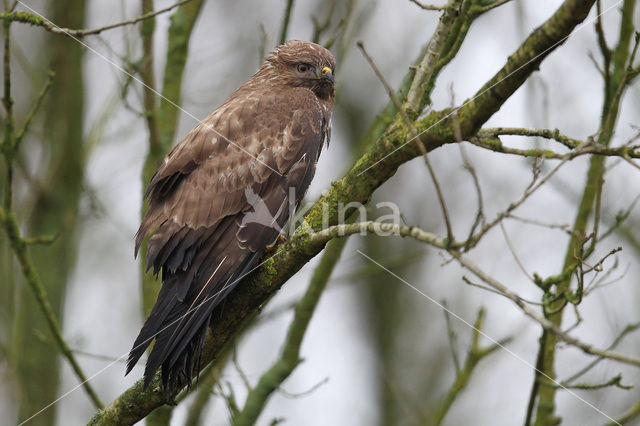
[
  {"left": 0, "top": 0, "right": 194, "bottom": 37},
  {"left": 470, "top": 133, "right": 640, "bottom": 160},
  {"left": 433, "top": 308, "right": 512, "bottom": 425}
]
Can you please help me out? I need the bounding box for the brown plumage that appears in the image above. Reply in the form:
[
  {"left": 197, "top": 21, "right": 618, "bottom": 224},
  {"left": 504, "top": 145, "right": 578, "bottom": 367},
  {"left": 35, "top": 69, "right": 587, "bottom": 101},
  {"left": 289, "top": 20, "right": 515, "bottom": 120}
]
[{"left": 126, "top": 40, "right": 335, "bottom": 394}]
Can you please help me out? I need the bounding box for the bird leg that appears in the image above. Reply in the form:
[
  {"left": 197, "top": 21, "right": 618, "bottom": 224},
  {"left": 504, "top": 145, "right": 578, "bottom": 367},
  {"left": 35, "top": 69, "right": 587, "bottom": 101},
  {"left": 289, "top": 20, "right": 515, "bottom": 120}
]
[{"left": 264, "top": 234, "right": 287, "bottom": 254}]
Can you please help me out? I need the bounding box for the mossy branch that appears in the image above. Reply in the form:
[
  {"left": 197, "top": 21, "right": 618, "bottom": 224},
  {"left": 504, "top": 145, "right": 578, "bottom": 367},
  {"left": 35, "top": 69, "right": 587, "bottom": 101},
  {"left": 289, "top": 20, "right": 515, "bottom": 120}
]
[
  {"left": 470, "top": 132, "right": 640, "bottom": 160},
  {"left": 89, "top": 0, "right": 597, "bottom": 422},
  {"left": 0, "top": 0, "right": 194, "bottom": 37}
]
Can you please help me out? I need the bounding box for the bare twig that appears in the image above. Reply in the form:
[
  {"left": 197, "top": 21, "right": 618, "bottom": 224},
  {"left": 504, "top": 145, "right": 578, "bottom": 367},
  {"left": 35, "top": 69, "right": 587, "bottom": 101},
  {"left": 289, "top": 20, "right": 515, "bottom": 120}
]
[
  {"left": 2, "top": 5, "right": 15, "bottom": 211},
  {"left": 500, "top": 221, "right": 533, "bottom": 281},
  {"left": 459, "top": 144, "right": 485, "bottom": 244},
  {"left": 563, "top": 322, "right": 640, "bottom": 384},
  {"left": 278, "top": 377, "right": 330, "bottom": 399},
  {"left": 15, "top": 70, "right": 54, "bottom": 146},
  {"left": 462, "top": 276, "right": 542, "bottom": 306},
  {"left": 433, "top": 307, "right": 511, "bottom": 425},
  {"left": 558, "top": 374, "right": 632, "bottom": 390},
  {"left": 594, "top": 0, "right": 610, "bottom": 76},
  {"left": 507, "top": 214, "right": 570, "bottom": 231},
  {"left": 449, "top": 250, "right": 640, "bottom": 367},
  {"left": 464, "top": 153, "right": 574, "bottom": 250},
  {"left": 3, "top": 0, "right": 194, "bottom": 37},
  {"left": 311, "top": 0, "right": 336, "bottom": 44},
  {"left": 604, "top": 401, "right": 640, "bottom": 426},
  {"left": 357, "top": 40, "right": 454, "bottom": 243},
  {"left": 442, "top": 300, "right": 461, "bottom": 373}
]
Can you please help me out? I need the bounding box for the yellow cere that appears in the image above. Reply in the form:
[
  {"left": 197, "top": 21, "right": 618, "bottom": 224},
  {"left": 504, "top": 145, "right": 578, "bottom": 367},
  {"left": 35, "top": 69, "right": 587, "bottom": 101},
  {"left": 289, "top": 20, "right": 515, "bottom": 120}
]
[{"left": 321, "top": 66, "right": 332, "bottom": 75}]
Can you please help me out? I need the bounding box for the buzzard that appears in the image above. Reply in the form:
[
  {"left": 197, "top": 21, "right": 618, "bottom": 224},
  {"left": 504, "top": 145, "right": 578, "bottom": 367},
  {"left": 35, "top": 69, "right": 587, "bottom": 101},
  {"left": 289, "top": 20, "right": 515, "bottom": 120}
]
[{"left": 127, "top": 40, "right": 335, "bottom": 394}]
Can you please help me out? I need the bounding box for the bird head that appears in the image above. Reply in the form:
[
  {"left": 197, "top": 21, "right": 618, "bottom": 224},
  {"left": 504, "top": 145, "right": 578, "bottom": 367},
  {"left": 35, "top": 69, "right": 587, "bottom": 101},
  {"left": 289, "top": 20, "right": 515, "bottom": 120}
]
[{"left": 260, "top": 40, "right": 336, "bottom": 100}]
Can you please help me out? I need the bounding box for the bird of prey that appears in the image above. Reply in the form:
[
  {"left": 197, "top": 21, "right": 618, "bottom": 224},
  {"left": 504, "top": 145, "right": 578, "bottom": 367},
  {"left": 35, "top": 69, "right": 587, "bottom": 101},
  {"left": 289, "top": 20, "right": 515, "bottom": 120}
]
[{"left": 126, "top": 40, "right": 336, "bottom": 395}]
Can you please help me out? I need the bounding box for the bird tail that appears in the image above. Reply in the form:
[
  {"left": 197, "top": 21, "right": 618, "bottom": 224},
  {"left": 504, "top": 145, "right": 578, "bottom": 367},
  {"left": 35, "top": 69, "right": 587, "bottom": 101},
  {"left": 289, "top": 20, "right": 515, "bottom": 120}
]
[{"left": 126, "top": 245, "right": 262, "bottom": 395}]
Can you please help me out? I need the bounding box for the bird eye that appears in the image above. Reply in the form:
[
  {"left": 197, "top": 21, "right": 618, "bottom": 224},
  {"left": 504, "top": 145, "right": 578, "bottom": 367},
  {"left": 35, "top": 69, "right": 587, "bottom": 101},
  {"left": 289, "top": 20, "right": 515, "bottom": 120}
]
[{"left": 296, "top": 63, "right": 310, "bottom": 73}]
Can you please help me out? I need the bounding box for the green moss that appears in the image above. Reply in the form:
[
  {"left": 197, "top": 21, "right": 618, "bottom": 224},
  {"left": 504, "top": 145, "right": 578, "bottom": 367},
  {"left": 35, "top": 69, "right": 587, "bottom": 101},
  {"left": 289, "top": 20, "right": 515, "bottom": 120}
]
[
  {"left": 484, "top": 136, "right": 503, "bottom": 151},
  {"left": 262, "top": 258, "right": 278, "bottom": 278},
  {"left": 0, "top": 12, "right": 47, "bottom": 28},
  {"left": 524, "top": 149, "right": 555, "bottom": 158}
]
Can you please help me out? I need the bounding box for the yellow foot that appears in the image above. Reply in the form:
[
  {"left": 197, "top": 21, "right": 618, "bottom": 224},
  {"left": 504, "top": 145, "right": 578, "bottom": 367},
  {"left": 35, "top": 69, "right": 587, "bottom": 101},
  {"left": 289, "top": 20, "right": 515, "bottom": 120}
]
[{"left": 264, "top": 235, "right": 287, "bottom": 254}]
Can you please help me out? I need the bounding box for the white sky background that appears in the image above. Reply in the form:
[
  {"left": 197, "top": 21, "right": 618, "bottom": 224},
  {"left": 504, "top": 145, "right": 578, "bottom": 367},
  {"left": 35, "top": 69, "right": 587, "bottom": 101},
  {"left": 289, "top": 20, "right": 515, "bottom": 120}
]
[{"left": 3, "top": 0, "right": 638, "bottom": 425}]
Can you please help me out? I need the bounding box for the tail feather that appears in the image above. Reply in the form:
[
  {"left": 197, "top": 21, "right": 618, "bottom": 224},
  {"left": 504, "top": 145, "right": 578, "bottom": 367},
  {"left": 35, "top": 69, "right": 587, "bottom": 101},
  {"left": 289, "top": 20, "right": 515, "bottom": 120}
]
[
  {"left": 127, "top": 215, "right": 265, "bottom": 395},
  {"left": 126, "top": 286, "right": 178, "bottom": 374},
  {"left": 128, "top": 196, "right": 283, "bottom": 395}
]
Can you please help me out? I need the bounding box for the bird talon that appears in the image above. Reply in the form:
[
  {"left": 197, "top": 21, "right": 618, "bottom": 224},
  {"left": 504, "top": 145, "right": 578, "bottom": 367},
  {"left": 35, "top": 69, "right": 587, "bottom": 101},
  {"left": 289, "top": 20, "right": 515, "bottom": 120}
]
[{"left": 264, "top": 235, "right": 287, "bottom": 253}]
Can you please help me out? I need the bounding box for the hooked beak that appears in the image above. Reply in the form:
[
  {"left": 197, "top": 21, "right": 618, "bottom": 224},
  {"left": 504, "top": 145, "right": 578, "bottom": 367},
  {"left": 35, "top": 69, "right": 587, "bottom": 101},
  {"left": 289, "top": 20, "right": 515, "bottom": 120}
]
[{"left": 319, "top": 66, "right": 334, "bottom": 83}]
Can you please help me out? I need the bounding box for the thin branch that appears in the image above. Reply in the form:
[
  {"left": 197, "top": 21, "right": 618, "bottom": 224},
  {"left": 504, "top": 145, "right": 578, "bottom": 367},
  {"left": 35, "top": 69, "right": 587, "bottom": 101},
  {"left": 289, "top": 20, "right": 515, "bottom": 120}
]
[
  {"left": 557, "top": 374, "right": 632, "bottom": 390},
  {"left": 507, "top": 214, "right": 570, "bottom": 231},
  {"left": 458, "top": 144, "right": 485, "bottom": 245},
  {"left": 563, "top": 322, "right": 640, "bottom": 384},
  {"left": 1, "top": 0, "right": 194, "bottom": 37},
  {"left": 357, "top": 40, "right": 454, "bottom": 243},
  {"left": 308, "top": 221, "right": 447, "bottom": 248},
  {"left": 448, "top": 250, "right": 640, "bottom": 368},
  {"left": 531, "top": 3, "right": 638, "bottom": 422},
  {"left": 277, "top": 377, "right": 330, "bottom": 399},
  {"left": 500, "top": 221, "right": 533, "bottom": 281},
  {"left": 441, "top": 300, "right": 461, "bottom": 373},
  {"left": 464, "top": 153, "right": 573, "bottom": 251},
  {"left": 15, "top": 70, "right": 54, "bottom": 146},
  {"left": 433, "top": 307, "right": 511, "bottom": 425},
  {"left": 594, "top": 0, "right": 610, "bottom": 80},
  {"left": 462, "top": 276, "right": 542, "bottom": 306},
  {"left": 478, "top": 127, "right": 585, "bottom": 149},
  {"left": 310, "top": 0, "right": 336, "bottom": 44},
  {"left": 471, "top": 135, "right": 640, "bottom": 160},
  {"left": 604, "top": 401, "right": 640, "bottom": 426}
]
